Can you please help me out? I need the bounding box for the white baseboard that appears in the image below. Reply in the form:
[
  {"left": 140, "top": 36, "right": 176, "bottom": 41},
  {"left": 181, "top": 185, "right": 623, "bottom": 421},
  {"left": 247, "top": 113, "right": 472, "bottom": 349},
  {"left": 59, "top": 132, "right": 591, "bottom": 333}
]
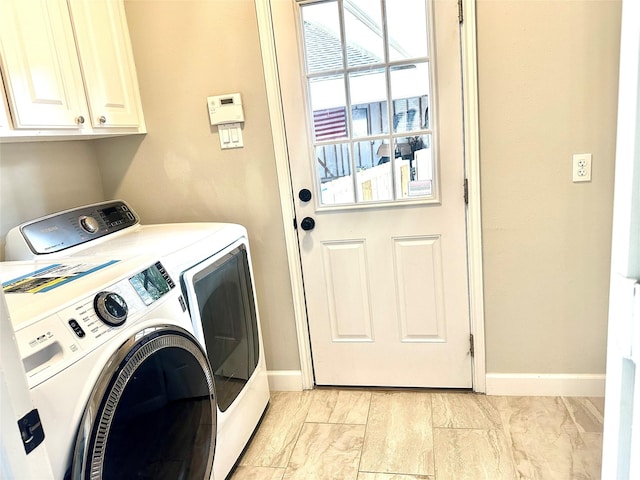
[
  {"left": 485, "top": 373, "right": 606, "bottom": 397},
  {"left": 267, "top": 370, "right": 304, "bottom": 391},
  {"left": 267, "top": 371, "right": 605, "bottom": 396}
]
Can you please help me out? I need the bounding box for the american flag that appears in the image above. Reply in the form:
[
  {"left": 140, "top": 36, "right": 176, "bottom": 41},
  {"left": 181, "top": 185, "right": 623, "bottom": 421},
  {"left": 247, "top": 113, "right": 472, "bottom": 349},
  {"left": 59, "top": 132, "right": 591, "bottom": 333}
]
[{"left": 313, "top": 107, "right": 347, "bottom": 142}]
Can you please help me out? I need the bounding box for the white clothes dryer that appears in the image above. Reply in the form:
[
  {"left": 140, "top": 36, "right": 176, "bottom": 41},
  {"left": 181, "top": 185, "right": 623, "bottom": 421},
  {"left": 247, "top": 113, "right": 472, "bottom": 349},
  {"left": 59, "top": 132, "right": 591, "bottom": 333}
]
[
  {"left": 0, "top": 256, "right": 216, "bottom": 480},
  {"left": 5, "top": 201, "right": 271, "bottom": 480}
]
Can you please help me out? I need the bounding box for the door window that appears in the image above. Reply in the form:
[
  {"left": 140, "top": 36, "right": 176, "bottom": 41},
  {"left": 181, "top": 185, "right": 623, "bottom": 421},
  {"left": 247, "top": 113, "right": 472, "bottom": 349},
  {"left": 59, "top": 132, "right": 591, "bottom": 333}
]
[{"left": 299, "top": 0, "right": 436, "bottom": 206}]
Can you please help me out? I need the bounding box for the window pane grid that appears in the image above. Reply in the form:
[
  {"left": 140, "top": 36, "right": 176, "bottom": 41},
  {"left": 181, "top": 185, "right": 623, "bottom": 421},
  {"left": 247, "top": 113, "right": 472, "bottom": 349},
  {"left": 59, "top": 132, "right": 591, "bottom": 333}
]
[{"left": 301, "top": 0, "right": 436, "bottom": 206}]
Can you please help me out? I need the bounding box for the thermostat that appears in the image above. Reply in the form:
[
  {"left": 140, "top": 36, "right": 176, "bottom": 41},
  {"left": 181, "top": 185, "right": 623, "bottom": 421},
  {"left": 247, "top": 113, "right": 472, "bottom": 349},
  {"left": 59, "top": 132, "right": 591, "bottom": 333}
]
[{"left": 207, "top": 93, "right": 244, "bottom": 125}]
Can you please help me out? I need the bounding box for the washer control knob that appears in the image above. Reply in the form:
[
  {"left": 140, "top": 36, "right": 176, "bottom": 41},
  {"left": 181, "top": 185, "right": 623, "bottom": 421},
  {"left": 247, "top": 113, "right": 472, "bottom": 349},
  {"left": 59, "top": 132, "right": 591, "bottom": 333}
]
[
  {"left": 79, "top": 215, "right": 100, "bottom": 234},
  {"left": 94, "top": 292, "right": 128, "bottom": 327}
]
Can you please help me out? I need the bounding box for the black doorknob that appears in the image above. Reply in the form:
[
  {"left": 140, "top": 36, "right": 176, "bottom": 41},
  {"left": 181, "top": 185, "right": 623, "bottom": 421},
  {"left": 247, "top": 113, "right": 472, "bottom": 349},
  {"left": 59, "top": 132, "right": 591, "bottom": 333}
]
[
  {"left": 300, "top": 217, "right": 315, "bottom": 231},
  {"left": 298, "top": 188, "right": 312, "bottom": 202}
]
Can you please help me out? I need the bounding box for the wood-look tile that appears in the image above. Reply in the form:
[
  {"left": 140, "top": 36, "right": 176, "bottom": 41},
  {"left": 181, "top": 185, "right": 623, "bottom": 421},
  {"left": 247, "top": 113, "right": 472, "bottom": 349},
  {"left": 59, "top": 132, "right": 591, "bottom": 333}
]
[
  {"left": 489, "top": 396, "right": 577, "bottom": 436},
  {"left": 433, "top": 428, "right": 517, "bottom": 480},
  {"left": 359, "top": 391, "right": 434, "bottom": 476},
  {"left": 357, "top": 473, "right": 433, "bottom": 479},
  {"left": 239, "top": 391, "right": 313, "bottom": 468},
  {"left": 306, "top": 389, "right": 371, "bottom": 424},
  {"left": 589, "top": 396, "right": 605, "bottom": 416},
  {"left": 432, "top": 393, "right": 501, "bottom": 429},
  {"left": 562, "top": 397, "right": 605, "bottom": 433},
  {"left": 230, "top": 466, "right": 286, "bottom": 480},
  {"left": 510, "top": 432, "right": 603, "bottom": 479},
  {"left": 235, "top": 389, "right": 605, "bottom": 480},
  {"left": 283, "top": 423, "right": 365, "bottom": 480}
]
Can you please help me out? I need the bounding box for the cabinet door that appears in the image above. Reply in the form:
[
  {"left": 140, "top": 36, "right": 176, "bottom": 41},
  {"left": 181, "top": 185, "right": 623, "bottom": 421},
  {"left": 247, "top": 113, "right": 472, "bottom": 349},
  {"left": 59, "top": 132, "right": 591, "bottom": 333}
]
[
  {"left": 0, "top": 73, "right": 12, "bottom": 134},
  {"left": 68, "top": 0, "right": 144, "bottom": 129},
  {"left": 0, "top": 0, "right": 88, "bottom": 129}
]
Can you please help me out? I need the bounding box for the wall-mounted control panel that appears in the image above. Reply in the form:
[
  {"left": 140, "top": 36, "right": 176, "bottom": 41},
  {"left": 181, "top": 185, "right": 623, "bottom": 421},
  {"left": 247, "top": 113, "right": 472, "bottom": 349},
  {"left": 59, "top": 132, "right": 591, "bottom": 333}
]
[
  {"left": 207, "top": 93, "right": 244, "bottom": 149},
  {"left": 207, "top": 93, "right": 244, "bottom": 125}
]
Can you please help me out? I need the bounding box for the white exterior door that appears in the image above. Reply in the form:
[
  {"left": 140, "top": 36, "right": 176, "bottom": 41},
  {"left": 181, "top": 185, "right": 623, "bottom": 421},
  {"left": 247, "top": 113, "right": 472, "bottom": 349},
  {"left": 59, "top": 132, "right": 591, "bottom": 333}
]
[{"left": 273, "top": 0, "right": 471, "bottom": 388}]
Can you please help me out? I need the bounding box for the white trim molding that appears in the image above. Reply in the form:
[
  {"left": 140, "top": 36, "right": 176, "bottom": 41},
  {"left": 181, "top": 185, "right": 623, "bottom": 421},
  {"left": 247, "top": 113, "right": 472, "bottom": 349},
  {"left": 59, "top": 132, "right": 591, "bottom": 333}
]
[
  {"left": 485, "top": 373, "right": 606, "bottom": 397},
  {"left": 255, "top": 0, "right": 315, "bottom": 390},
  {"left": 460, "top": 0, "right": 486, "bottom": 393},
  {"left": 267, "top": 370, "right": 304, "bottom": 392}
]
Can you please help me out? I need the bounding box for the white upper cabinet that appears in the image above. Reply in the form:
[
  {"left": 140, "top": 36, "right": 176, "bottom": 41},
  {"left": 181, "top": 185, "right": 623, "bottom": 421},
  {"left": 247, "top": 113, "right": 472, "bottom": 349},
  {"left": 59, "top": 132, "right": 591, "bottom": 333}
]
[
  {"left": 68, "top": 0, "right": 144, "bottom": 129},
  {"left": 0, "top": 0, "right": 145, "bottom": 140},
  {"left": 0, "top": 0, "right": 89, "bottom": 130}
]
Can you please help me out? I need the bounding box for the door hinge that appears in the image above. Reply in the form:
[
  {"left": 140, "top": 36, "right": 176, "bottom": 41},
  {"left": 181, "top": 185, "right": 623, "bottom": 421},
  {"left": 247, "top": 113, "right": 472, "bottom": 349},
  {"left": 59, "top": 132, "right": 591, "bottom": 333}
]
[
  {"left": 458, "top": 0, "right": 464, "bottom": 24},
  {"left": 469, "top": 333, "right": 475, "bottom": 357},
  {"left": 463, "top": 178, "right": 469, "bottom": 205}
]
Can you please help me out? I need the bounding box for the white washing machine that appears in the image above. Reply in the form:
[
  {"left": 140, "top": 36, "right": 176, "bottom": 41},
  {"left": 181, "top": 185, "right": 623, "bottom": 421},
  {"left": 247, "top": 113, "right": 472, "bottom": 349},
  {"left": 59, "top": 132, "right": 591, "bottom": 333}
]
[
  {"left": 0, "top": 255, "right": 216, "bottom": 479},
  {"left": 5, "top": 200, "right": 271, "bottom": 480},
  {"left": 1, "top": 289, "right": 55, "bottom": 479}
]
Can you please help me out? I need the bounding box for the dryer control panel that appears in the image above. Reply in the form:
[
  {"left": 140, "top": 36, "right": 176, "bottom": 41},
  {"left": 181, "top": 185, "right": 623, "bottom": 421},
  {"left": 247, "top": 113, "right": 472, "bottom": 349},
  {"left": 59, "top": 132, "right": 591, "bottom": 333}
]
[{"left": 7, "top": 200, "right": 138, "bottom": 258}]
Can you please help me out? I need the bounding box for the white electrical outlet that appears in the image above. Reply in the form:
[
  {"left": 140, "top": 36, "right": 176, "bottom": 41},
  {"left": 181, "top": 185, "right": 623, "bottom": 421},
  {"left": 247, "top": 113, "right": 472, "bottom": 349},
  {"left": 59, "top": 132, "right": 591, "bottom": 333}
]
[{"left": 572, "top": 153, "right": 592, "bottom": 182}]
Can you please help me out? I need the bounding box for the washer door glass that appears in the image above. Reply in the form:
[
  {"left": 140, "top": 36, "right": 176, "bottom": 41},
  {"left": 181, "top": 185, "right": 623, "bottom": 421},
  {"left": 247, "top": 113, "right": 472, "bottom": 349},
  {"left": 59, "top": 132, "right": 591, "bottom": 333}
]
[{"left": 72, "top": 327, "right": 216, "bottom": 480}]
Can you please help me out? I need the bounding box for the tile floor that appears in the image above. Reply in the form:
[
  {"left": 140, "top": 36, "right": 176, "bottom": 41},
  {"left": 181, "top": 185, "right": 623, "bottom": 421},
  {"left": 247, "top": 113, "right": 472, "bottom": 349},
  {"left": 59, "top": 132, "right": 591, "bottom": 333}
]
[{"left": 229, "top": 389, "right": 604, "bottom": 480}]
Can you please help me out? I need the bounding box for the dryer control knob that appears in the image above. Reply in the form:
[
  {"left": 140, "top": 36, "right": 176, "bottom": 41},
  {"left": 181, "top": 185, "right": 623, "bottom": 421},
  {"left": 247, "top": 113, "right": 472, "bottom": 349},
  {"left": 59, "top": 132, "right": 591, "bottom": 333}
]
[
  {"left": 94, "top": 292, "right": 128, "bottom": 327},
  {"left": 79, "top": 215, "right": 100, "bottom": 234}
]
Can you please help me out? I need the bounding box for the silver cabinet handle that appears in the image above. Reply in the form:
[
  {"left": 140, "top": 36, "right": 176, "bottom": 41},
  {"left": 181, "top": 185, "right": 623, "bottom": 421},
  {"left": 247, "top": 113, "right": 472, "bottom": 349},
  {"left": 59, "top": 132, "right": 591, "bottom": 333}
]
[
  {"left": 99, "top": 115, "right": 107, "bottom": 124},
  {"left": 77, "top": 115, "right": 85, "bottom": 125}
]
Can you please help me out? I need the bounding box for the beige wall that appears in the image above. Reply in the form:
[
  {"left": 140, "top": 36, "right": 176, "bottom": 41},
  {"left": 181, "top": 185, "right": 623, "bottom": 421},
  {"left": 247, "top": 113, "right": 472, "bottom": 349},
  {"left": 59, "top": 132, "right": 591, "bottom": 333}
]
[
  {"left": 0, "top": 0, "right": 622, "bottom": 380},
  {"left": 0, "top": 141, "right": 104, "bottom": 257},
  {"left": 477, "top": 0, "right": 621, "bottom": 373},
  {"left": 94, "top": 0, "right": 300, "bottom": 371}
]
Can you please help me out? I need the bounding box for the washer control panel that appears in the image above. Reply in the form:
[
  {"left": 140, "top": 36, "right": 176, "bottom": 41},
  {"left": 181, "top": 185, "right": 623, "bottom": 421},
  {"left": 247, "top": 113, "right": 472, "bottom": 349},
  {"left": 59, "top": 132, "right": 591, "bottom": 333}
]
[
  {"left": 17, "top": 200, "right": 138, "bottom": 255},
  {"left": 13, "top": 261, "right": 177, "bottom": 388}
]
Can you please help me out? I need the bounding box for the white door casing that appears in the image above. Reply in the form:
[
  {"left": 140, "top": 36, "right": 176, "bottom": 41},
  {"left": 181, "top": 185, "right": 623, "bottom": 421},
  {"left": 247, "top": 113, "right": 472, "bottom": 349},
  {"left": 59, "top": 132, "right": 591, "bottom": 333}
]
[
  {"left": 255, "top": 0, "right": 485, "bottom": 391},
  {"left": 601, "top": 0, "right": 640, "bottom": 477}
]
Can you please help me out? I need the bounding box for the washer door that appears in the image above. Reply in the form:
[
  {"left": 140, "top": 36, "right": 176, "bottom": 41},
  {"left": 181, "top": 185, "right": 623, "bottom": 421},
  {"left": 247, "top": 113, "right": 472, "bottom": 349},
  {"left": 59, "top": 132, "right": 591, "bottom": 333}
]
[{"left": 71, "top": 326, "right": 216, "bottom": 480}]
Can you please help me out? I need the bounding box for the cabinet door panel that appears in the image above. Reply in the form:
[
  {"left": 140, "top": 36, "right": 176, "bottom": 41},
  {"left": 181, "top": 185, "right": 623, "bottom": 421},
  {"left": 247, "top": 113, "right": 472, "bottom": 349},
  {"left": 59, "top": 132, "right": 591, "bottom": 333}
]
[
  {"left": 0, "top": 0, "right": 87, "bottom": 129},
  {"left": 69, "top": 0, "right": 143, "bottom": 129},
  {"left": 1, "top": 73, "right": 11, "bottom": 133}
]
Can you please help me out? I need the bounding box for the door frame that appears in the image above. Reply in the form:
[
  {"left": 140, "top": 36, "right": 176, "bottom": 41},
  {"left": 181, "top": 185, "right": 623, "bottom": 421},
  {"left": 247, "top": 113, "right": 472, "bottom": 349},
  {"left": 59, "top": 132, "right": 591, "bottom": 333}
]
[{"left": 255, "top": 0, "right": 486, "bottom": 392}]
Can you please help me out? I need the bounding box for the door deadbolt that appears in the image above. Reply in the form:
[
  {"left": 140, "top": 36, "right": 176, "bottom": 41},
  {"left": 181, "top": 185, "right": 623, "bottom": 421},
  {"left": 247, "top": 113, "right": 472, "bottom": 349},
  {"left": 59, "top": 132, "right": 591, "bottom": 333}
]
[{"left": 298, "top": 188, "right": 312, "bottom": 202}]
